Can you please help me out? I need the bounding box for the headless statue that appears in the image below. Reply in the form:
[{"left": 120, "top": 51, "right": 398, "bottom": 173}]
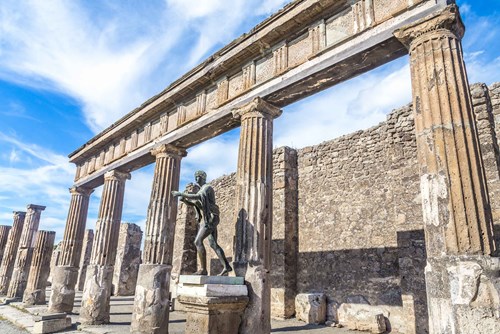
[{"left": 172, "top": 170, "right": 233, "bottom": 276}]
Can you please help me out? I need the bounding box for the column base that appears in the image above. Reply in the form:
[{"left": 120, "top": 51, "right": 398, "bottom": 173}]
[
  {"left": 131, "top": 264, "right": 172, "bottom": 334},
  {"left": 23, "top": 288, "right": 46, "bottom": 305},
  {"left": 48, "top": 266, "right": 78, "bottom": 313},
  {"left": 79, "top": 264, "right": 113, "bottom": 325},
  {"left": 425, "top": 255, "right": 500, "bottom": 334}
]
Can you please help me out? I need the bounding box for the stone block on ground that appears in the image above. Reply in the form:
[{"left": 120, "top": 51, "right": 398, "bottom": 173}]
[
  {"left": 295, "top": 293, "right": 326, "bottom": 325},
  {"left": 337, "top": 303, "right": 387, "bottom": 333},
  {"left": 32, "top": 314, "right": 72, "bottom": 334}
]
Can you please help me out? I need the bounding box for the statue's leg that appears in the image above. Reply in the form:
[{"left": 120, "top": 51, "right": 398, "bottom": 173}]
[
  {"left": 208, "top": 229, "right": 232, "bottom": 276},
  {"left": 194, "top": 224, "right": 211, "bottom": 275}
]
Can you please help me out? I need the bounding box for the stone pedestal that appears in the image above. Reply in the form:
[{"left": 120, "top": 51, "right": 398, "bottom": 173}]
[
  {"left": 112, "top": 223, "right": 142, "bottom": 296},
  {"left": 131, "top": 145, "right": 186, "bottom": 334},
  {"left": 33, "top": 313, "right": 72, "bottom": 334},
  {"left": 49, "top": 186, "right": 93, "bottom": 313},
  {"left": 23, "top": 230, "right": 55, "bottom": 305},
  {"left": 177, "top": 275, "right": 248, "bottom": 334},
  {"left": 395, "top": 5, "right": 500, "bottom": 333},
  {"left": 7, "top": 204, "right": 46, "bottom": 298},
  {"left": 232, "top": 97, "right": 282, "bottom": 334},
  {"left": 77, "top": 229, "right": 94, "bottom": 291},
  {"left": 0, "top": 211, "right": 25, "bottom": 295},
  {"left": 79, "top": 170, "right": 129, "bottom": 325}
]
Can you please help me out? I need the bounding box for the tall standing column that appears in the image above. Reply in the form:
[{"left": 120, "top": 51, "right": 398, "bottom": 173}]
[
  {"left": 49, "top": 186, "right": 93, "bottom": 312},
  {"left": 232, "top": 97, "right": 282, "bottom": 334},
  {"left": 0, "top": 211, "right": 25, "bottom": 295},
  {"left": 0, "top": 225, "right": 12, "bottom": 265},
  {"left": 131, "top": 144, "right": 186, "bottom": 334},
  {"left": 79, "top": 170, "right": 130, "bottom": 325},
  {"left": 7, "top": 204, "right": 46, "bottom": 298},
  {"left": 395, "top": 5, "right": 500, "bottom": 333},
  {"left": 23, "top": 230, "right": 56, "bottom": 305}
]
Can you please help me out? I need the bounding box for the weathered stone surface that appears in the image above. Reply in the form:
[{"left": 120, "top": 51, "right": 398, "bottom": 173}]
[
  {"left": 338, "top": 303, "right": 387, "bottom": 333},
  {"left": 77, "top": 229, "right": 94, "bottom": 291},
  {"left": 0, "top": 212, "right": 25, "bottom": 295},
  {"left": 8, "top": 204, "right": 46, "bottom": 298},
  {"left": 33, "top": 316, "right": 72, "bottom": 334},
  {"left": 179, "top": 275, "right": 244, "bottom": 285},
  {"left": 233, "top": 97, "right": 282, "bottom": 334},
  {"left": 79, "top": 264, "right": 114, "bottom": 325},
  {"left": 79, "top": 170, "right": 129, "bottom": 324},
  {"left": 49, "top": 186, "right": 93, "bottom": 312},
  {"left": 177, "top": 295, "right": 248, "bottom": 334},
  {"left": 47, "top": 242, "right": 61, "bottom": 285},
  {"left": 131, "top": 264, "right": 171, "bottom": 334},
  {"left": 131, "top": 145, "right": 185, "bottom": 334},
  {"left": 112, "top": 223, "right": 142, "bottom": 296},
  {"left": 177, "top": 283, "right": 248, "bottom": 297},
  {"left": 0, "top": 225, "right": 12, "bottom": 265},
  {"left": 295, "top": 293, "right": 327, "bottom": 325},
  {"left": 23, "top": 230, "right": 55, "bottom": 305}
]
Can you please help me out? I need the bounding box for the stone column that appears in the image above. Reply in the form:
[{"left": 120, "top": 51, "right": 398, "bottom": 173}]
[
  {"left": 131, "top": 144, "right": 186, "bottom": 334},
  {"left": 395, "top": 5, "right": 500, "bottom": 333},
  {"left": 232, "top": 97, "right": 282, "bottom": 334},
  {"left": 49, "top": 186, "right": 93, "bottom": 313},
  {"left": 23, "top": 230, "right": 56, "bottom": 305},
  {"left": 271, "top": 147, "right": 298, "bottom": 319},
  {"left": 79, "top": 170, "right": 130, "bottom": 325},
  {"left": 0, "top": 225, "right": 12, "bottom": 265},
  {"left": 112, "top": 223, "right": 142, "bottom": 296},
  {"left": 7, "top": 204, "right": 46, "bottom": 298},
  {"left": 0, "top": 212, "right": 25, "bottom": 295},
  {"left": 77, "top": 229, "right": 94, "bottom": 291}
]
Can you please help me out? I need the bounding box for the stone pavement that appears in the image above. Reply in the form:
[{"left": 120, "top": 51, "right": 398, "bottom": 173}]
[{"left": 0, "top": 288, "right": 359, "bottom": 333}]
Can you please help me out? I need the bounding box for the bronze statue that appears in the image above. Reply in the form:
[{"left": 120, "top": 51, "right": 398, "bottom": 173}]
[{"left": 172, "top": 171, "right": 233, "bottom": 276}]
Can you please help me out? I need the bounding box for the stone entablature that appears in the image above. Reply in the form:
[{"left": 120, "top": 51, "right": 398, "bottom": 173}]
[{"left": 69, "top": 0, "right": 447, "bottom": 188}]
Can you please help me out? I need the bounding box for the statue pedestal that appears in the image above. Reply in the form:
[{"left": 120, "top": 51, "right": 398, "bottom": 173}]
[{"left": 177, "top": 275, "right": 248, "bottom": 334}]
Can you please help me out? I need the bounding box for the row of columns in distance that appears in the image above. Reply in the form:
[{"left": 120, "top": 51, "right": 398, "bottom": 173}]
[
  {"left": 0, "top": 206, "right": 56, "bottom": 305},
  {"left": 43, "top": 6, "right": 497, "bottom": 334}
]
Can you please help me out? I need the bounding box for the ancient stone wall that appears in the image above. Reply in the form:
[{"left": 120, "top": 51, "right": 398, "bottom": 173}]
[{"left": 182, "top": 82, "right": 500, "bottom": 332}]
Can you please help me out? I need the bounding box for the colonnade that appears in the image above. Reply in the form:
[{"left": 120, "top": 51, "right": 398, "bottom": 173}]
[{"left": 1, "top": 5, "right": 497, "bottom": 334}]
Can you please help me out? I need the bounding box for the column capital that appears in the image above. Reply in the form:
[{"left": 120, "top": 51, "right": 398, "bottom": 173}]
[
  {"left": 394, "top": 5, "right": 464, "bottom": 50},
  {"left": 151, "top": 144, "right": 187, "bottom": 159},
  {"left": 13, "top": 211, "right": 26, "bottom": 217},
  {"left": 232, "top": 97, "right": 282, "bottom": 121},
  {"left": 27, "top": 204, "right": 46, "bottom": 211},
  {"left": 69, "top": 186, "right": 94, "bottom": 197},
  {"left": 104, "top": 170, "right": 131, "bottom": 182}
]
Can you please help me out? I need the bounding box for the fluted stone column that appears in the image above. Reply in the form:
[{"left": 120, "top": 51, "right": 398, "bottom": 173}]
[
  {"left": 0, "top": 225, "right": 12, "bottom": 265},
  {"left": 7, "top": 204, "right": 46, "bottom": 298},
  {"left": 79, "top": 170, "right": 130, "bottom": 325},
  {"left": 395, "top": 5, "right": 500, "bottom": 333},
  {"left": 131, "top": 144, "right": 186, "bottom": 334},
  {"left": 77, "top": 229, "right": 94, "bottom": 291},
  {"left": 0, "top": 212, "right": 25, "bottom": 295},
  {"left": 23, "top": 230, "right": 55, "bottom": 305},
  {"left": 49, "top": 186, "right": 93, "bottom": 312},
  {"left": 232, "top": 97, "right": 282, "bottom": 334}
]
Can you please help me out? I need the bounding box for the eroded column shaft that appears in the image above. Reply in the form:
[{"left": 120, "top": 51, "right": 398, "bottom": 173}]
[
  {"left": 79, "top": 170, "right": 129, "bottom": 325},
  {"left": 77, "top": 229, "right": 94, "bottom": 291},
  {"left": 7, "top": 204, "right": 46, "bottom": 298},
  {"left": 23, "top": 230, "right": 55, "bottom": 305},
  {"left": 233, "top": 97, "right": 282, "bottom": 334},
  {"left": 0, "top": 225, "right": 12, "bottom": 265},
  {"left": 112, "top": 223, "right": 142, "bottom": 296},
  {"left": 49, "top": 186, "right": 93, "bottom": 312},
  {"left": 395, "top": 5, "right": 499, "bottom": 333},
  {"left": 0, "top": 212, "right": 26, "bottom": 295},
  {"left": 131, "top": 144, "right": 185, "bottom": 334}
]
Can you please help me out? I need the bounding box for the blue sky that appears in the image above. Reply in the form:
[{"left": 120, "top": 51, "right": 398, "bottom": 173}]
[{"left": 0, "top": 0, "right": 499, "bottom": 243}]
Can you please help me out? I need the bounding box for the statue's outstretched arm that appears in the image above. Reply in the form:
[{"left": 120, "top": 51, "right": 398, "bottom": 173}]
[{"left": 172, "top": 190, "right": 201, "bottom": 201}]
